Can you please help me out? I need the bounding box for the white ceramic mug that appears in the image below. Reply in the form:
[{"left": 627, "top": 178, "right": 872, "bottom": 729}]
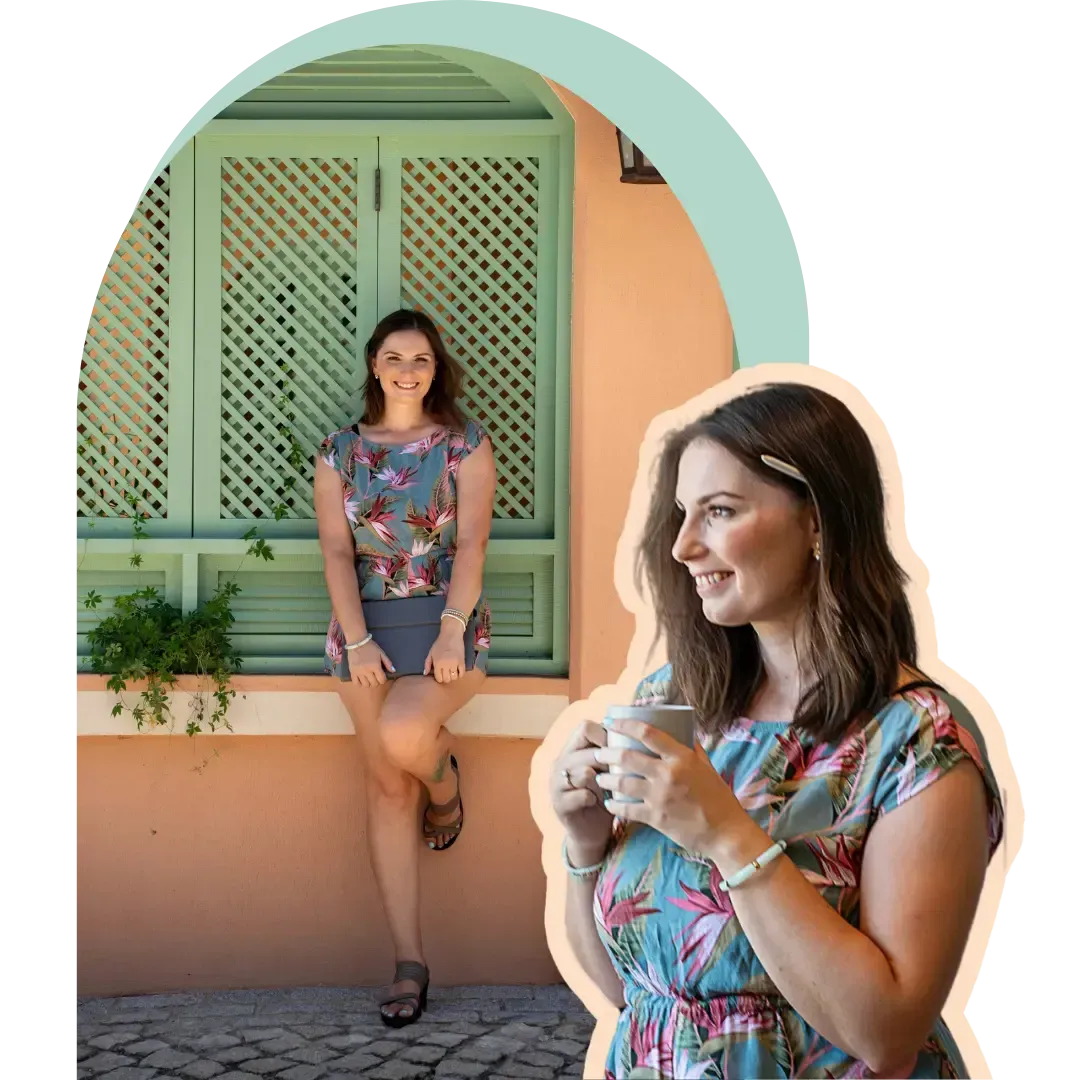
[{"left": 602, "top": 704, "right": 696, "bottom": 803}]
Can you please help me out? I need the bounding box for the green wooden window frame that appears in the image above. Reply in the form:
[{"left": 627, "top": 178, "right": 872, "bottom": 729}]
[{"left": 77, "top": 120, "right": 572, "bottom": 677}]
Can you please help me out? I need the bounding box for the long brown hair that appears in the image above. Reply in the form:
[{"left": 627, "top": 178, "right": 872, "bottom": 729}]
[
  {"left": 360, "top": 308, "right": 467, "bottom": 429},
  {"left": 636, "top": 382, "right": 917, "bottom": 743}
]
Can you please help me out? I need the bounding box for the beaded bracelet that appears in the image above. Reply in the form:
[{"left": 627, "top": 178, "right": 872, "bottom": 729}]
[
  {"left": 717, "top": 840, "right": 788, "bottom": 893},
  {"left": 561, "top": 837, "right": 609, "bottom": 879},
  {"left": 344, "top": 632, "right": 373, "bottom": 652},
  {"left": 440, "top": 607, "right": 469, "bottom": 630}
]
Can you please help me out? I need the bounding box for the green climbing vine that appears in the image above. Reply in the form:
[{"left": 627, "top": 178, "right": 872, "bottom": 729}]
[
  {"left": 272, "top": 360, "right": 307, "bottom": 522},
  {"left": 83, "top": 517, "right": 274, "bottom": 736}
]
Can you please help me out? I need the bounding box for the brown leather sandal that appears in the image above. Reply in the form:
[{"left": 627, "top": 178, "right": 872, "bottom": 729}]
[
  {"left": 379, "top": 959, "right": 430, "bottom": 1028},
  {"left": 423, "top": 754, "right": 464, "bottom": 851}
]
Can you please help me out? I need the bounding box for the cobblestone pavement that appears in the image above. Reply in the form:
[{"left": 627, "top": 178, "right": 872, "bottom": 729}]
[{"left": 77, "top": 986, "right": 597, "bottom": 1080}]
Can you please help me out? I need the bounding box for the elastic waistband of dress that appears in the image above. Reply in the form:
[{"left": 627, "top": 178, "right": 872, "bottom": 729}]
[{"left": 625, "top": 988, "right": 782, "bottom": 1012}]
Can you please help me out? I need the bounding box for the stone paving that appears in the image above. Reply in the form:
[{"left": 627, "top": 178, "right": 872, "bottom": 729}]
[{"left": 77, "top": 986, "right": 597, "bottom": 1080}]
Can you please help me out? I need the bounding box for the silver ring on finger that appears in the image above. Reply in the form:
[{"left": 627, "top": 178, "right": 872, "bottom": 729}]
[{"left": 562, "top": 768, "right": 574, "bottom": 789}]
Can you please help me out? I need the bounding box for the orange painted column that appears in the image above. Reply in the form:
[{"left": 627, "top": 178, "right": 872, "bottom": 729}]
[{"left": 551, "top": 83, "right": 733, "bottom": 701}]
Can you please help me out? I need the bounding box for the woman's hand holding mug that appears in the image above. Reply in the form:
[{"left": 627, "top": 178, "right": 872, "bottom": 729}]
[
  {"left": 594, "top": 717, "right": 751, "bottom": 860},
  {"left": 551, "top": 720, "right": 615, "bottom": 866}
]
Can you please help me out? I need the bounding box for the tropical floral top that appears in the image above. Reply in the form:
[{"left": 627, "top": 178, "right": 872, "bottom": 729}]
[
  {"left": 596, "top": 664, "right": 1003, "bottom": 1080},
  {"left": 317, "top": 420, "right": 493, "bottom": 677}
]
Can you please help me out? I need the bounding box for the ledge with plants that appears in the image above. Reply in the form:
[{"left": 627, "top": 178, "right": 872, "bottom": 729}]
[{"left": 77, "top": 383, "right": 306, "bottom": 736}]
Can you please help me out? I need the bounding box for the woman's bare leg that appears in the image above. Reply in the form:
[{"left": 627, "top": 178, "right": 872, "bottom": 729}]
[
  {"left": 378, "top": 668, "right": 487, "bottom": 848},
  {"left": 338, "top": 679, "right": 422, "bottom": 1019},
  {"left": 338, "top": 667, "right": 486, "bottom": 1018}
]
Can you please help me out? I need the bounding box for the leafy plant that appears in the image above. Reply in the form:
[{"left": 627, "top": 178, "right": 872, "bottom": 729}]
[
  {"left": 84, "top": 530, "right": 274, "bottom": 736},
  {"left": 81, "top": 383, "right": 304, "bottom": 735}
]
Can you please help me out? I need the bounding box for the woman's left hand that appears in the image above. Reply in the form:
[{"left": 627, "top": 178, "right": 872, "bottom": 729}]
[
  {"left": 593, "top": 718, "right": 751, "bottom": 855},
  {"left": 424, "top": 623, "right": 467, "bottom": 684}
]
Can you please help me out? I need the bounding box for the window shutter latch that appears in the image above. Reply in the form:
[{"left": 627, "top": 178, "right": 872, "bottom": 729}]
[{"left": 375, "top": 167, "right": 381, "bottom": 212}]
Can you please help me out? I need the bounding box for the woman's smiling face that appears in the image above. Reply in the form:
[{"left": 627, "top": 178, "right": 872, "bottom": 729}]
[
  {"left": 671, "top": 437, "right": 819, "bottom": 628},
  {"left": 372, "top": 329, "right": 436, "bottom": 401}
]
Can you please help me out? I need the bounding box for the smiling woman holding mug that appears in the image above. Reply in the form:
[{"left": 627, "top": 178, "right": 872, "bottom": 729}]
[
  {"left": 315, "top": 308, "right": 495, "bottom": 1028},
  {"left": 550, "top": 383, "right": 1002, "bottom": 1079}
]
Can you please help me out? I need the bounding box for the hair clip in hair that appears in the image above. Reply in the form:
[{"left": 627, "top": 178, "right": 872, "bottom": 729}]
[{"left": 760, "top": 454, "right": 808, "bottom": 484}]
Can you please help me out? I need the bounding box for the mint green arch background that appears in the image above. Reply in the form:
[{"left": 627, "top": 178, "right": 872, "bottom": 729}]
[{"left": 153, "top": 0, "right": 807, "bottom": 369}]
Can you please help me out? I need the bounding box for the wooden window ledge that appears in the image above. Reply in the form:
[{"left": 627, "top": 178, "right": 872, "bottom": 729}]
[
  {"left": 76, "top": 674, "right": 569, "bottom": 695},
  {"left": 77, "top": 673, "right": 570, "bottom": 738}
]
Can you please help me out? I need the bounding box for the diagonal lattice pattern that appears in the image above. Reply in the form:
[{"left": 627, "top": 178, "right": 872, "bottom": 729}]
[
  {"left": 78, "top": 169, "right": 171, "bottom": 518},
  {"left": 219, "top": 156, "right": 359, "bottom": 519},
  {"left": 400, "top": 156, "right": 539, "bottom": 519}
]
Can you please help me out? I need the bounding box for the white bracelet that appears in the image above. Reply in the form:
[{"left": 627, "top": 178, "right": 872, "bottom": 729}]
[
  {"left": 344, "top": 633, "right": 373, "bottom": 651},
  {"left": 561, "top": 837, "right": 608, "bottom": 879},
  {"left": 440, "top": 610, "right": 468, "bottom": 631},
  {"left": 717, "top": 840, "right": 788, "bottom": 892}
]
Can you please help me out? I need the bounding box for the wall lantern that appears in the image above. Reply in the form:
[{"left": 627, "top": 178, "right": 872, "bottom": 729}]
[{"left": 616, "top": 129, "right": 666, "bottom": 184}]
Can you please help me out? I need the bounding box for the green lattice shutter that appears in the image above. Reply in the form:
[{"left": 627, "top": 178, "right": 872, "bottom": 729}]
[
  {"left": 378, "top": 135, "right": 567, "bottom": 672},
  {"left": 76, "top": 145, "right": 194, "bottom": 536},
  {"left": 79, "top": 128, "right": 568, "bottom": 676},
  {"left": 378, "top": 136, "right": 557, "bottom": 537},
  {"left": 191, "top": 134, "right": 379, "bottom": 535}
]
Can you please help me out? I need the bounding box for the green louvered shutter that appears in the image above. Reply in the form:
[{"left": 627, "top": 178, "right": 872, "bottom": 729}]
[
  {"left": 191, "top": 133, "right": 379, "bottom": 535},
  {"left": 378, "top": 135, "right": 566, "bottom": 673},
  {"left": 76, "top": 555, "right": 184, "bottom": 661},
  {"left": 194, "top": 554, "right": 330, "bottom": 668},
  {"left": 76, "top": 147, "right": 194, "bottom": 535}
]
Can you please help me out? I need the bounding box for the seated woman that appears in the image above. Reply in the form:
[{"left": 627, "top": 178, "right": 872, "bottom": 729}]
[
  {"left": 550, "top": 382, "right": 1001, "bottom": 1079},
  {"left": 315, "top": 308, "right": 495, "bottom": 1028}
]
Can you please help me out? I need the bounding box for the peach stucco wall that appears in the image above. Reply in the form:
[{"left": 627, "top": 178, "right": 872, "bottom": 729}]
[
  {"left": 553, "top": 83, "right": 733, "bottom": 701},
  {"left": 77, "top": 87, "right": 732, "bottom": 997},
  {"left": 79, "top": 735, "right": 556, "bottom": 995}
]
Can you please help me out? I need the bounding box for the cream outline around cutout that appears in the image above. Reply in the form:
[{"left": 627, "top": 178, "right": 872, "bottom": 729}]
[{"left": 528, "top": 364, "right": 1021, "bottom": 1079}]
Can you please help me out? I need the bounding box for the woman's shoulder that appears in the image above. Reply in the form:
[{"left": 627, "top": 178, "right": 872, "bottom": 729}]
[
  {"left": 632, "top": 663, "right": 675, "bottom": 705},
  {"left": 321, "top": 423, "right": 360, "bottom": 450},
  {"left": 868, "top": 683, "right": 1003, "bottom": 855},
  {"left": 446, "top": 417, "right": 490, "bottom": 450},
  {"left": 317, "top": 424, "right": 360, "bottom": 469},
  {"left": 870, "top": 684, "right": 994, "bottom": 773}
]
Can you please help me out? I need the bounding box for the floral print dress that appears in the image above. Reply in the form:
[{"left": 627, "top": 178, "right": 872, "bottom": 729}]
[
  {"left": 317, "top": 421, "right": 493, "bottom": 677},
  {"left": 595, "top": 664, "right": 1003, "bottom": 1080}
]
